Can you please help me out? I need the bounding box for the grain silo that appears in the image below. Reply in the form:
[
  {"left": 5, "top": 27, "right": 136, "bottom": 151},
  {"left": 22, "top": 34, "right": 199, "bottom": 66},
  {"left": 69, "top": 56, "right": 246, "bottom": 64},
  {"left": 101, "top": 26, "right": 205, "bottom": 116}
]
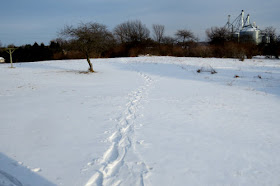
[
  {"left": 239, "top": 13, "right": 262, "bottom": 44},
  {"left": 239, "top": 26, "right": 262, "bottom": 44},
  {"left": 225, "top": 10, "right": 265, "bottom": 44}
]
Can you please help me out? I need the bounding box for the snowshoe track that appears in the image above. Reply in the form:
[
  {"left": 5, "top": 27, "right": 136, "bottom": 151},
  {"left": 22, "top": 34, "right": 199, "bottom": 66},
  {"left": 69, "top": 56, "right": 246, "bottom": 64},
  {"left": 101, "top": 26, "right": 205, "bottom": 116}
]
[{"left": 85, "top": 71, "right": 154, "bottom": 186}]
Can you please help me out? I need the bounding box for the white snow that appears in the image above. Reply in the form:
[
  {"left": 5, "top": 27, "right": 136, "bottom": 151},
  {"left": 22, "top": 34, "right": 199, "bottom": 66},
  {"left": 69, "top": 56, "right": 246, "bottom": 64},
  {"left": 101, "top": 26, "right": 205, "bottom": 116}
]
[{"left": 0, "top": 56, "right": 280, "bottom": 186}]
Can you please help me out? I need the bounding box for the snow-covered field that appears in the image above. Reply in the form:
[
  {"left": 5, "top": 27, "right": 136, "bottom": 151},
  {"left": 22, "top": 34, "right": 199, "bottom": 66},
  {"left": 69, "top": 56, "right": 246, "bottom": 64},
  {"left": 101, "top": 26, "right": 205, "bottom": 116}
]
[{"left": 0, "top": 56, "right": 280, "bottom": 186}]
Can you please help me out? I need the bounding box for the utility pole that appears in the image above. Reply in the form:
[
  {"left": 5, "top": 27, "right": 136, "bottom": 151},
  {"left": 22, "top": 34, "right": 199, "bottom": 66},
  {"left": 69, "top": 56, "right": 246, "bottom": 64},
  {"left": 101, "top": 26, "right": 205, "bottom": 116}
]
[{"left": 5, "top": 48, "right": 17, "bottom": 68}]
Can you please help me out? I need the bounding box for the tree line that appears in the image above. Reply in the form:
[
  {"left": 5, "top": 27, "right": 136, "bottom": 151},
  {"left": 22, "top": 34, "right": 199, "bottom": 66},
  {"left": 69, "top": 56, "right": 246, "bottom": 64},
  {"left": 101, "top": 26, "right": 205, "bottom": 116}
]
[{"left": 1, "top": 20, "right": 279, "bottom": 70}]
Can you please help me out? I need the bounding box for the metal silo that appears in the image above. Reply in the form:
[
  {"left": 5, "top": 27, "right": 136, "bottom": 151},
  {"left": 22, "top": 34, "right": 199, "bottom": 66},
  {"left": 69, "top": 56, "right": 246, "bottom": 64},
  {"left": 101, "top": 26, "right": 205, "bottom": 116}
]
[
  {"left": 239, "top": 25, "right": 261, "bottom": 44},
  {"left": 225, "top": 10, "right": 264, "bottom": 44}
]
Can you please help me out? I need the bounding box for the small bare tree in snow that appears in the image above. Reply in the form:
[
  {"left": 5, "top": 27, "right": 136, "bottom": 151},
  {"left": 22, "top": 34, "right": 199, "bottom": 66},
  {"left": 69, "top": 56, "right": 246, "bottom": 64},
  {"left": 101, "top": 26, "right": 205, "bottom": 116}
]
[{"left": 60, "top": 22, "right": 114, "bottom": 72}]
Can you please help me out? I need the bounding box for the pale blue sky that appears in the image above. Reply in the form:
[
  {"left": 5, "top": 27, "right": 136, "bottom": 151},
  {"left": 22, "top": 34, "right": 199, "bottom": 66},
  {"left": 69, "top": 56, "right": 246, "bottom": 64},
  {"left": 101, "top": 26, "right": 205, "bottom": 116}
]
[{"left": 1, "top": 0, "right": 279, "bottom": 45}]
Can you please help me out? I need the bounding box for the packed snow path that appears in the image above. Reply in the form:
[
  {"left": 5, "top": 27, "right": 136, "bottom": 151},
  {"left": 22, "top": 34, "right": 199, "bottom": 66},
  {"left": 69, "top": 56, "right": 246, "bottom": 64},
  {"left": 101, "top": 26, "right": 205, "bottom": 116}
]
[
  {"left": 85, "top": 71, "right": 154, "bottom": 186},
  {"left": 1, "top": 56, "right": 280, "bottom": 186}
]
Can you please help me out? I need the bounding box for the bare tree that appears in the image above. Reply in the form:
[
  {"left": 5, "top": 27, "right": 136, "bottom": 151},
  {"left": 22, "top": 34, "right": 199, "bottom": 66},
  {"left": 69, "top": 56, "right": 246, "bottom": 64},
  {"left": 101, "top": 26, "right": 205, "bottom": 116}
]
[
  {"left": 206, "top": 27, "right": 231, "bottom": 45},
  {"left": 175, "top": 29, "right": 197, "bottom": 48},
  {"left": 60, "top": 22, "right": 114, "bottom": 72},
  {"left": 162, "top": 36, "right": 176, "bottom": 45},
  {"left": 262, "top": 26, "right": 277, "bottom": 42},
  {"left": 152, "top": 24, "right": 165, "bottom": 44},
  {"left": 176, "top": 29, "right": 196, "bottom": 41},
  {"left": 261, "top": 26, "right": 279, "bottom": 58},
  {"left": 114, "top": 20, "right": 150, "bottom": 44}
]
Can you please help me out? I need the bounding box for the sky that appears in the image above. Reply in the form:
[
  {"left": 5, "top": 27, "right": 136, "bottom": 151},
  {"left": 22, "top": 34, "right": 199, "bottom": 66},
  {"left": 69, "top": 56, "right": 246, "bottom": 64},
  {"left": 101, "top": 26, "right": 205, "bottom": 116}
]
[{"left": 0, "top": 0, "right": 279, "bottom": 46}]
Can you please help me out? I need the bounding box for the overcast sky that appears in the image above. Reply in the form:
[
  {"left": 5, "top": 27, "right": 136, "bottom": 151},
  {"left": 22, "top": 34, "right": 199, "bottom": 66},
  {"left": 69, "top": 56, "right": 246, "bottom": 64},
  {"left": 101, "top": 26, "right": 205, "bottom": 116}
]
[{"left": 1, "top": 0, "right": 279, "bottom": 46}]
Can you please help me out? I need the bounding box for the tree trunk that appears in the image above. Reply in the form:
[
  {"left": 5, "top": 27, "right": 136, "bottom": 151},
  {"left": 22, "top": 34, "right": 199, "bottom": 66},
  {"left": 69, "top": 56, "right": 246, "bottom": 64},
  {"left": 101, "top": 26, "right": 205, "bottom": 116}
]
[{"left": 86, "top": 55, "right": 94, "bottom": 72}]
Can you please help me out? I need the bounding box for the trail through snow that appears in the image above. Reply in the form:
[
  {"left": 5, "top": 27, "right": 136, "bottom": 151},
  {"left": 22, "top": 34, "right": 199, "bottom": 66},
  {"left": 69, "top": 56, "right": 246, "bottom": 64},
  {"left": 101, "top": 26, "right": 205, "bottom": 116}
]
[{"left": 85, "top": 70, "right": 154, "bottom": 186}]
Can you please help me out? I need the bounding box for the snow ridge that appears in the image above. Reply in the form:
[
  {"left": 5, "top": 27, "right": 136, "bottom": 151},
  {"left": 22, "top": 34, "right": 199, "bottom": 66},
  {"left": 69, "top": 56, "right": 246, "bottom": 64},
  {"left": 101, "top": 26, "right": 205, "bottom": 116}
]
[
  {"left": 0, "top": 170, "right": 23, "bottom": 186},
  {"left": 85, "top": 71, "right": 153, "bottom": 186}
]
